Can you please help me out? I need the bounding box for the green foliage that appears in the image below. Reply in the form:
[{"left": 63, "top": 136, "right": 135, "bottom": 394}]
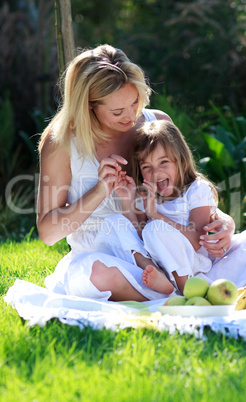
[
  {"left": 0, "top": 94, "right": 39, "bottom": 241},
  {"left": 152, "top": 92, "right": 194, "bottom": 136},
  {"left": 0, "top": 189, "right": 36, "bottom": 242},
  {"left": 0, "top": 1, "right": 56, "bottom": 130},
  {"left": 0, "top": 95, "right": 16, "bottom": 184},
  {"left": 0, "top": 3, "right": 54, "bottom": 228},
  {"left": 152, "top": 93, "right": 246, "bottom": 230},
  {"left": 198, "top": 103, "right": 246, "bottom": 229},
  {"left": 0, "top": 94, "right": 15, "bottom": 153},
  {"left": 152, "top": 91, "right": 204, "bottom": 151},
  {"left": 0, "top": 1, "right": 56, "bottom": 189},
  {"left": 1, "top": 0, "right": 246, "bottom": 235},
  {"left": 73, "top": 0, "right": 246, "bottom": 111}
]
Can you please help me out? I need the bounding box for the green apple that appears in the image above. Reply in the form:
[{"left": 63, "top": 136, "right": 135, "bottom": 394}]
[
  {"left": 183, "top": 277, "right": 209, "bottom": 299},
  {"left": 207, "top": 279, "right": 238, "bottom": 305},
  {"left": 164, "top": 296, "right": 186, "bottom": 306},
  {"left": 185, "top": 297, "right": 211, "bottom": 306}
]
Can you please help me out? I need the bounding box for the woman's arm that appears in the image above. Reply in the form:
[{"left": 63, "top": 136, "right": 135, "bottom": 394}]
[
  {"left": 37, "top": 135, "right": 126, "bottom": 246},
  {"left": 199, "top": 209, "right": 235, "bottom": 257}
]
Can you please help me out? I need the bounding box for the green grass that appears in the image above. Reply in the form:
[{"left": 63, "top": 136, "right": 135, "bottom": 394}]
[{"left": 1, "top": 238, "right": 246, "bottom": 401}]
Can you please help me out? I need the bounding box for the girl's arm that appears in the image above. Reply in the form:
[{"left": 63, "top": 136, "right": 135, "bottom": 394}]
[
  {"left": 141, "top": 180, "right": 210, "bottom": 251},
  {"left": 146, "top": 206, "right": 210, "bottom": 251},
  {"left": 199, "top": 209, "right": 235, "bottom": 257},
  {"left": 37, "top": 135, "right": 127, "bottom": 246}
]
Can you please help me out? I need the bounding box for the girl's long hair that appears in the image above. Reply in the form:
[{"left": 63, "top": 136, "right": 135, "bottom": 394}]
[
  {"left": 132, "top": 120, "right": 218, "bottom": 204},
  {"left": 38, "top": 44, "right": 151, "bottom": 159}
]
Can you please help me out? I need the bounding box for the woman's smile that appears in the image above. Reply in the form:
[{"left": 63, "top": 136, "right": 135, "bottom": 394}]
[
  {"left": 119, "top": 120, "right": 133, "bottom": 127},
  {"left": 93, "top": 83, "right": 139, "bottom": 135}
]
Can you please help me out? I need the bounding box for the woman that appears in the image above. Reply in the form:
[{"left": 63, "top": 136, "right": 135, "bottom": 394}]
[{"left": 37, "top": 44, "right": 239, "bottom": 302}]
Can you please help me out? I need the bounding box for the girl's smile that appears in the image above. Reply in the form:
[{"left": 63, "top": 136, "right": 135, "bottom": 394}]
[
  {"left": 139, "top": 143, "right": 178, "bottom": 197},
  {"left": 156, "top": 178, "right": 170, "bottom": 193}
]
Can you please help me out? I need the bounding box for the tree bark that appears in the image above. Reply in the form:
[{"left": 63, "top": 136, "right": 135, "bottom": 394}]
[
  {"left": 54, "top": 0, "right": 75, "bottom": 75},
  {"left": 60, "top": 0, "right": 75, "bottom": 65}
]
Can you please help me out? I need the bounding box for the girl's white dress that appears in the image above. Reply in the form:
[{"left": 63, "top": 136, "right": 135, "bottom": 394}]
[
  {"left": 141, "top": 179, "right": 217, "bottom": 282},
  {"left": 45, "top": 109, "right": 246, "bottom": 300},
  {"left": 95, "top": 179, "right": 218, "bottom": 286}
]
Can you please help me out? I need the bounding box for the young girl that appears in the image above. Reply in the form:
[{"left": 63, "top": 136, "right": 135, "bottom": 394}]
[{"left": 95, "top": 119, "right": 218, "bottom": 294}]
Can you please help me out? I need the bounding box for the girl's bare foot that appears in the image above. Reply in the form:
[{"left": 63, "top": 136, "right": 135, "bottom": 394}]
[{"left": 142, "top": 265, "right": 174, "bottom": 294}]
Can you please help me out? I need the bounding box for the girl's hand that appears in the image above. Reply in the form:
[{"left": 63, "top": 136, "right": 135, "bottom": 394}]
[
  {"left": 114, "top": 172, "right": 136, "bottom": 200},
  {"left": 96, "top": 154, "right": 127, "bottom": 197},
  {"left": 140, "top": 179, "right": 158, "bottom": 219},
  {"left": 199, "top": 215, "right": 234, "bottom": 257}
]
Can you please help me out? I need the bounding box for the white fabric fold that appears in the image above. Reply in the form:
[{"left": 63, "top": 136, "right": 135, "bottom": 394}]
[
  {"left": 4, "top": 279, "right": 246, "bottom": 340},
  {"left": 142, "top": 220, "right": 212, "bottom": 281},
  {"left": 63, "top": 251, "right": 167, "bottom": 301}
]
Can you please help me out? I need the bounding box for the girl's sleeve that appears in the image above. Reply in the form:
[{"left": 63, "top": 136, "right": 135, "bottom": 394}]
[{"left": 187, "top": 180, "right": 217, "bottom": 214}]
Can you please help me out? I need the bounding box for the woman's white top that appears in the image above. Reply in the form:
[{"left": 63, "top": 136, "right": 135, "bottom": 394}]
[
  {"left": 66, "top": 108, "right": 158, "bottom": 255},
  {"left": 66, "top": 139, "right": 122, "bottom": 254}
]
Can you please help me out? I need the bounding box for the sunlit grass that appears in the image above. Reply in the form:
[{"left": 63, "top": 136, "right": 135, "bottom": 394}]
[{"left": 1, "top": 239, "right": 246, "bottom": 401}]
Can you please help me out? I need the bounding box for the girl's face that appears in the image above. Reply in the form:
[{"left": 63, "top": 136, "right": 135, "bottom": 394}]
[
  {"left": 93, "top": 83, "right": 139, "bottom": 136},
  {"left": 139, "top": 142, "right": 178, "bottom": 197}
]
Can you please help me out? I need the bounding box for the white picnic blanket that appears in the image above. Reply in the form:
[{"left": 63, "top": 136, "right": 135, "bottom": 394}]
[{"left": 4, "top": 279, "right": 246, "bottom": 341}]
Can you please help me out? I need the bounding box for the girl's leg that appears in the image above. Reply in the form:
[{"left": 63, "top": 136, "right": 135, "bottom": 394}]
[
  {"left": 133, "top": 252, "right": 174, "bottom": 295},
  {"left": 172, "top": 272, "right": 188, "bottom": 294},
  {"left": 90, "top": 260, "right": 149, "bottom": 302},
  {"left": 142, "top": 221, "right": 211, "bottom": 292}
]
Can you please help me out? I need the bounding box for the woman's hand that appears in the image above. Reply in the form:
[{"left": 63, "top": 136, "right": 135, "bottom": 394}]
[
  {"left": 96, "top": 154, "right": 128, "bottom": 197},
  {"left": 140, "top": 179, "right": 158, "bottom": 220},
  {"left": 114, "top": 172, "right": 136, "bottom": 200},
  {"left": 114, "top": 172, "right": 138, "bottom": 217},
  {"left": 37, "top": 144, "right": 127, "bottom": 246},
  {"left": 199, "top": 210, "right": 235, "bottom": 257}
]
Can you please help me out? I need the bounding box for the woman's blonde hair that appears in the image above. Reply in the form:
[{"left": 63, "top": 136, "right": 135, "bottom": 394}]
[
  {"left": 38, "top": 44, "right": 151, "bottom": 158},
  {"left": 132, "top": 120, "right": 218, "bottom": 204}
]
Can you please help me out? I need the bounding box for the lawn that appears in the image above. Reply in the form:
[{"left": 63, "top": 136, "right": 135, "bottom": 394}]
[{"left": 1, "top": 237, "right": 246, "bottom": 401}]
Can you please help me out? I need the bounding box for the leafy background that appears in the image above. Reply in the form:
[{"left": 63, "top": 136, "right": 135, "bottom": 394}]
[{"left": 0, "top": 0, "right": 246, "bottom": 239}]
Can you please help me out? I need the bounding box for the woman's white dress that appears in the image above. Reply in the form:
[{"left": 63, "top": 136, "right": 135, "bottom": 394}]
[
  {"left": 45, "top": 109, "right": 167, "bottom": 300},
  {"left": 45, "top": 109, "right": 246, "bottom": 300}
]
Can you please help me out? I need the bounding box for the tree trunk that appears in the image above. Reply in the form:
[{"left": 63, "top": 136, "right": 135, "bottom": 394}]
[{"left": 54, "top": 0, "right": 75, "bottom": 75}]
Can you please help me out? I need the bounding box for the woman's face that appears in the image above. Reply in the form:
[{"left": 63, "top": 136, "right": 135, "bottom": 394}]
[
  {"left": 139, "top": 142, "right": 178, "bottom": 197},
  {"left": 93, "top": 83, "right": 139, "bottom": 135}
]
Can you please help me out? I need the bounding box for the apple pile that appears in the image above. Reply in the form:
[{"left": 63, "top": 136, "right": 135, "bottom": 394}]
[{"left": 164, "top": 277, "right": 239, "bottom": 306}]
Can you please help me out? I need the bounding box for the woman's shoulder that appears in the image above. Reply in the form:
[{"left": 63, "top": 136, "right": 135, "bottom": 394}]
[
  {"left": 142, "top": 108, "right": 172, "bottom": 122},
  {"left": 40, "top": 132, "right": 70, "bottom": 168},
  {"left": 151, "top": 109, "right": 172, "bottom": 122}
]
